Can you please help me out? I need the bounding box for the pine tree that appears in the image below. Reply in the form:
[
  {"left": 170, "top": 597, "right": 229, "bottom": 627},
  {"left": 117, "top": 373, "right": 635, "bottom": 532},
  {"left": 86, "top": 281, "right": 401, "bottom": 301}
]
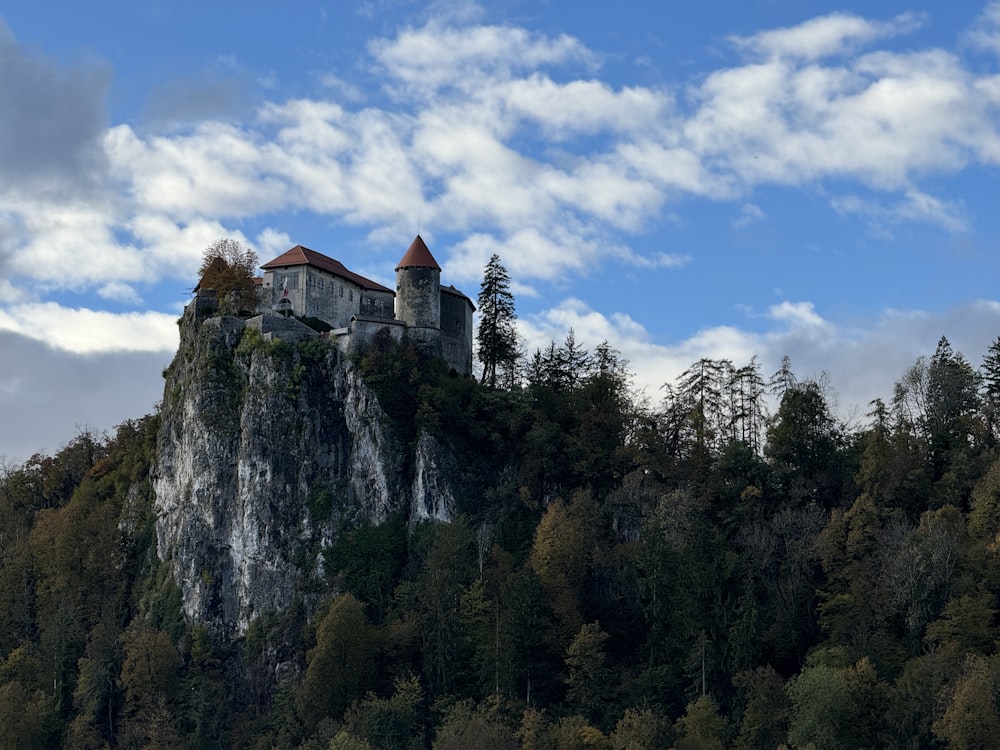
[
  {"left": 476, "top": 254, "right": 518, "bottom": 389},
  {"left": 981, "top": 336, "right": 1000, "bottom": 441}
]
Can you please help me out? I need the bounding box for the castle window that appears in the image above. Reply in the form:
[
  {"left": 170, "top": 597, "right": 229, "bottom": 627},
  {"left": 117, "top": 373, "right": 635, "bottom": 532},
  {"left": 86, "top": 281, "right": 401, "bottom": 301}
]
[
  {"left": 339, "top": 285, "right": 344, "bottom": 298},
  {"left": 349, "top": 289, "right": 354, "bottom": 302}
]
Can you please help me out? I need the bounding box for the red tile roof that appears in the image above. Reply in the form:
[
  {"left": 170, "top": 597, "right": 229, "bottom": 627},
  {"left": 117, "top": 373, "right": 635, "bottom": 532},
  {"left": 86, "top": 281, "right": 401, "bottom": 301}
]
[
  {"left": 395, "top": 235, "right": 440, "bottom": 271},
  {"left": 261, "top": 246, "right": 393, "bottom": 294}
]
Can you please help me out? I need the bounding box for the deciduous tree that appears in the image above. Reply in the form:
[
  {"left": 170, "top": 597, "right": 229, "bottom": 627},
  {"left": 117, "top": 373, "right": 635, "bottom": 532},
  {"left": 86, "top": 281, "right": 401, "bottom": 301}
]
[
  {"left": 197, "top": 238, "right": 260, "bottom": 315},
  {"left": 300, "top": 593, "right": 376, "bottom": 728}
]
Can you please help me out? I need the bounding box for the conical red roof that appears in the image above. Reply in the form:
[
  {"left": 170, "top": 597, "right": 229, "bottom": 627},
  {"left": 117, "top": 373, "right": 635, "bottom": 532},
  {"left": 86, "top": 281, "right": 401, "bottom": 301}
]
[{"left": 395, "top": 235, "right": 440, "bottom": 271}]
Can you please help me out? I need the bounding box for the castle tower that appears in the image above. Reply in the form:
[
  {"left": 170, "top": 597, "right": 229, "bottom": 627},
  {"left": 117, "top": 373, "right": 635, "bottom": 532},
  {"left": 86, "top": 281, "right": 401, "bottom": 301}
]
[{"left": 395, "top": 235, "right": 441, "bottom": 331}]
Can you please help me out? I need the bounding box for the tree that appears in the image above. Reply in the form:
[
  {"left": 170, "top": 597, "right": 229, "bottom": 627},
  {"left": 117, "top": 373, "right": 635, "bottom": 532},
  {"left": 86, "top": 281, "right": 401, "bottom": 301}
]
[
  {"left": 197, "top": 238, "right": 260, "bottom": 314},
  {"left": 529, "top": 492, "right": 598, "bottom": 643},
  {"left": 416, "top": 519, "right": 476, "bottom": 697},
  {"left": 925, "top": 337, "right": 982, "bottom": 488},
  {"left": 342, "top": 673, "right": 425, "bottom": 750},
  {"left": 675, "top": 358, "right": 729, "bottom": 469},
  {"left": 933, "top": 654, "right": 1000, "bottom": 750},
  {"left": 565, "top": 622, "right": 614, "bottom": 728},
  {"left": 765, "top": 380, "right": 845, "bottom": 507},
  {"left": 674, "top": 695, "right": 730, "bottom": 750},
  {"left": 885, "top": 644, "right": 963, "bottom": 749},
  {"left": 119, "top": 625, "right": 183, "bottom": 748},
  {"left": 300, "top": 593, "right": 377, "bottom": 728},
  {"left": 610, "top": 707, "right": 673, "bottom": 750},
  {"left": 476, "top": 254, "right": 518, "bottom": 389},
  {"left": 981, "top": 336, "right": 1000, "bottom": 442},
  {"left": 733, "top": 666, "right": 789, "bottom": 750},
  {"left": 786, "top": 654, "right": 886, "bottom": 750},
  {"left": 728, "top": 357, "right": 767, "bottom": 454},
  {"left": 432, "top": 699, "right": 518, "bottom": 750}
]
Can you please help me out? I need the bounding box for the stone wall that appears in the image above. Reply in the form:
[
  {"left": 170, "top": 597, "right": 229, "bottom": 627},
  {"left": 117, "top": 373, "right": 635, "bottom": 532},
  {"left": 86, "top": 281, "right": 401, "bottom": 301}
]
[
  {"left": 439, "top": 289, "right": 474, "bottom": 375},
  {"left": 395, "top": 266, "right": 440, "bottom": 329}
]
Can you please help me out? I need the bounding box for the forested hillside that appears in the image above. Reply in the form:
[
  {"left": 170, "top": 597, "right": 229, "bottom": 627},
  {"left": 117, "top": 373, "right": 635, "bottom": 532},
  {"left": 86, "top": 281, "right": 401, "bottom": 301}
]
[{"left": 3, "top": 330, "right": 1000, "bottom": 749}]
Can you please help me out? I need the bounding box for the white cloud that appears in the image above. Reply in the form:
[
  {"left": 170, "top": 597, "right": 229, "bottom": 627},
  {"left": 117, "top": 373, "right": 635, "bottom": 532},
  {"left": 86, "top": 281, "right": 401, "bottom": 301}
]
[
  {"left": 104, "top": 123, "right": 288, "bottom": 222},
  {"left": 449, "top": 228, "right": 592, "bottom": 284},
  {"left": 734, "top": 202, "right": 766, "bottom": 228},
  {"left": 125, "top": 214, "right": 249, "bottom": 281},
  {"left": 98, "top": 282, "right": 143, "bottom": 305},
  {"left": 369, "top": 18, "right": 595, "bottom": 95},
  {"left": 683, "top": 46, "right": 990, "bottom": 192},
  {"left": 731, "top": 11, "right": 924, "bottom": 61},
  {"left": 256, "top": 228, "right": 293, "bottom": 258},
  {"left": 318, "top": 72, "right": 364, "bottom": 102},
  {"left": 768, "top": 301, "right": 831, "bottom": 330},
  {"left": 4, "top": 6, "right": 991, "bottom": 305},
  {"left": 967, "top": 2, "right": 1000, "bottom": 57},
  {"left": 5, "top": 197, "right": 147, "bottom": 287},
  {"left": 0, "top": 277, "right": 32, "bottom": 304},
  {"left": 831, "top": 189, "right": 967, "bottom": 232},
  {"left": 0, "top": 303, "right": 178, "bottom": 354},
  {"left": 498, "top": 76, "right": 669, "bottom": 137},
  {"left": 608, "top": 245, "right": 692, "bottom": 269}
]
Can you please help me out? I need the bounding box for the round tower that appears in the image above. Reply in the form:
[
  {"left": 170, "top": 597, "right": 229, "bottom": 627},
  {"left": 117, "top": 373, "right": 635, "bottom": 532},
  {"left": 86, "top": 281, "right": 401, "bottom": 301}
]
[{"left": 395, "top": 235, "right": 441, "bottom": 330}]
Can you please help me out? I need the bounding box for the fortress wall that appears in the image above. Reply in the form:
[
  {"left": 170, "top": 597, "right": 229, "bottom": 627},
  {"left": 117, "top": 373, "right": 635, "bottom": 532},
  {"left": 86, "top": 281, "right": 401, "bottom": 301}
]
[
  {"left": 439, "top": 291, "right": 474, "bottom": 375},
  {"left": 348, "top": 317, "right": 406, "bottom": 353}
]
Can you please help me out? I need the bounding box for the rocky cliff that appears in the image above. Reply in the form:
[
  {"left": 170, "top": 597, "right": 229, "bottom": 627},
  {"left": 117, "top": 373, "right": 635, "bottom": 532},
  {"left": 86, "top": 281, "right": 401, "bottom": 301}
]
[{"left": 153, "top": 309, "right": 456, "bottom": 637}]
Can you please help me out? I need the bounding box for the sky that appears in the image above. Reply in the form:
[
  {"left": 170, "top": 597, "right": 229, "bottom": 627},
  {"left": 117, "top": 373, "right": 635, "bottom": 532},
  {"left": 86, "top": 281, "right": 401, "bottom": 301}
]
[{"left": 2, "top": 0, "right": 1000, "bottom": 464}]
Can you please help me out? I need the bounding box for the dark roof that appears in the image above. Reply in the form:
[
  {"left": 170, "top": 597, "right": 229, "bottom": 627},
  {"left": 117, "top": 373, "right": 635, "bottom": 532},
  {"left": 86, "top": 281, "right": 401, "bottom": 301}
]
[
  {"left": 441, "top": 284, "right": 475, "bottom": 311},
  {"left": 261, "top": 246, "right": 393, "bottom": 294},
  {"left": 395, "top": 235, "right": 440, "bottom": 271}
]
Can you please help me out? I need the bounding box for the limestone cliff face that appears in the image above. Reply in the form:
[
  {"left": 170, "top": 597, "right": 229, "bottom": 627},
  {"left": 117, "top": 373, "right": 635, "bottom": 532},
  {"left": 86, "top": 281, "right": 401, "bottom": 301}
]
[{"left": 153, "top": 311, "right": 456, "bottom": 637}]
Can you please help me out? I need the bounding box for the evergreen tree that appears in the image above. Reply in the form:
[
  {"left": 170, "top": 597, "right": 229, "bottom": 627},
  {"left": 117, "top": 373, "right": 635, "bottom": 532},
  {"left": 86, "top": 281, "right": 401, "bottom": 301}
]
[
  {"left": 925, "top": 337, "right": 982, "bottom": 482},
  {"left": 980, "top": 336, "right": 1000, "bottom": 442},
  {"left": 476, "top": 254, "right": 518, "bottom": 389}
]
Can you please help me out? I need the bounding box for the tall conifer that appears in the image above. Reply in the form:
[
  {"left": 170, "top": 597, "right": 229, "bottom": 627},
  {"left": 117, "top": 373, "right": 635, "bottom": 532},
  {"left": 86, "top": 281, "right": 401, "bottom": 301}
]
[{"left": 476, "top": 254, "right": 518, "bottom": 389}]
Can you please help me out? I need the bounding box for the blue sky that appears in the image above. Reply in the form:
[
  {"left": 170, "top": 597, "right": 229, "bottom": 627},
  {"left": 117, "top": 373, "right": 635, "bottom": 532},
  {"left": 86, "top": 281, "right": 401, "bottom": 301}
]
[{"left": 3, "top": 0, "right": 1000, "bottom": 462}]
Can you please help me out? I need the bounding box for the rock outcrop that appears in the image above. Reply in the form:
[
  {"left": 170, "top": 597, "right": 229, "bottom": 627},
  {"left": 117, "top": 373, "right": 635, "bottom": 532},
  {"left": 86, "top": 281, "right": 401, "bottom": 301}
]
[{"left": 153, "top": 309, "right": 456, "bottom": 636}]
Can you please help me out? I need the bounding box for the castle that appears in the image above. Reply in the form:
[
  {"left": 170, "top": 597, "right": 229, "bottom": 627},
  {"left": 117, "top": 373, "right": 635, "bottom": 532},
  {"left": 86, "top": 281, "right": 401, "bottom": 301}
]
[{"left": 252, "top": 235, "right": 475, "bottom": 375}]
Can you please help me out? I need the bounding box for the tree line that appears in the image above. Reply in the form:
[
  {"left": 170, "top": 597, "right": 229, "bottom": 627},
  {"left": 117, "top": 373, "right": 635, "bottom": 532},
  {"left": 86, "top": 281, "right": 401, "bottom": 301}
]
[{"left": 2, "top": 252, "right": 1000, "bottom": 747}]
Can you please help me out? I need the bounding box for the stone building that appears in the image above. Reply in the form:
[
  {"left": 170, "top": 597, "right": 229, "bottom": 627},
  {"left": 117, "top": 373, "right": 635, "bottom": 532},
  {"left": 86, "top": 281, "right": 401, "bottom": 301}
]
[
  {"left": 257, "top": 236, "right": 474, "bottom": 375},
  {"left": 260, "top": 245, "right": 396, "bottom": 326}
]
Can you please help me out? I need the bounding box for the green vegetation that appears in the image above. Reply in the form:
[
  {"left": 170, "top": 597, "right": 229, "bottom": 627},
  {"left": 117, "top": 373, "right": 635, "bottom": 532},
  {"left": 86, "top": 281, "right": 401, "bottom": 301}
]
[{"left": 6, "top": 332, "right": 1000, "bottom": 748}]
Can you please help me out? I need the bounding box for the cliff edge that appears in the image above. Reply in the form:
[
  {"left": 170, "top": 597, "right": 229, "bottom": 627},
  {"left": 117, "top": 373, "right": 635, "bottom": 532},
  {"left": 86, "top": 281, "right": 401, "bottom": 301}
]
[{"left": 152, "top": 310, "right": 456, "bottom": 637}]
